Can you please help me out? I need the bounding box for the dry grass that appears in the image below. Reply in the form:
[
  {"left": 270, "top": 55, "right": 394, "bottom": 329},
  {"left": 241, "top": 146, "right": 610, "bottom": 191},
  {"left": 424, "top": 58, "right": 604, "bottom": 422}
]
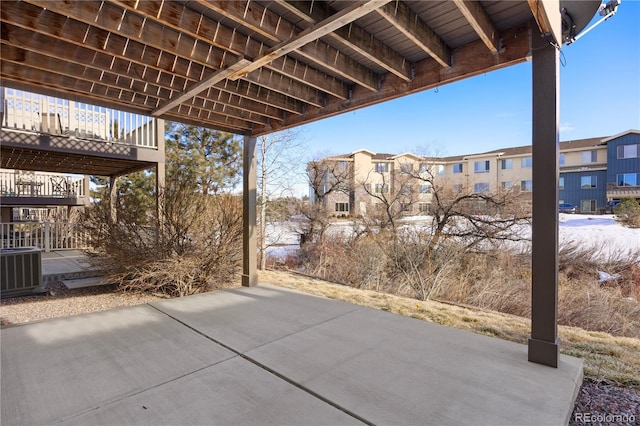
[
  {"left": 259, "top": 269, "right": 640, "bottom": 388},
  {"left": 295, "top": 235, "right": 640, "bottom": 338}
]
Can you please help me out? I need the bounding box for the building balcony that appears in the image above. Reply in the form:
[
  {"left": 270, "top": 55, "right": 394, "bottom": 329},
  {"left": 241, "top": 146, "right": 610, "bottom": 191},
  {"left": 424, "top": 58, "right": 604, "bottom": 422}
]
[
  {"left": 0, "top": 169, "right": 88, "bottom": 206},
  {"left": 606, "top": 182, "right": 640, "bottom": 199},
  {"left": 1, "top": 87, "right": 164, "bottom": 177}
]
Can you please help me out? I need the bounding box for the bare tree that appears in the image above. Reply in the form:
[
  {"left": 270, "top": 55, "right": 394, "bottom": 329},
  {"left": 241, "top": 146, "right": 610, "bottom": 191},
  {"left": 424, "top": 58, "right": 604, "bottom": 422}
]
[
  {"left": 406, "top": 160, "right": 532, "bottom": 253},
  {"left": 256, "top": 130, "right": 307, "bottom": 269},
  {"left": 301, "top": 156, "right": 353, "bottom": 243},
  {"left": 358, "top": 165, "right": 418, "bottom": 232}
]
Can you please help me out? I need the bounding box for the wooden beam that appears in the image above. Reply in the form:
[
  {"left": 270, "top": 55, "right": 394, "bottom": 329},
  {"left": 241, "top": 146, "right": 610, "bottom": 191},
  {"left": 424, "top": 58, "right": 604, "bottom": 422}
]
[
  {"left": 193, "top": 0, "right": 382, "bottom": 92},
  {"left": 0, "top": 22, "right": 296, "bottom": 123},
  {"left": 261, "top": 0, "right": 412, "bottom": 81},
  {"left": 527, "top": 0, "right": 562, "bottom": 45},
  {"left": 375, "top": 1, "right": 451, "bottom": 68},
  {"left": 227, "top": 1, "right": 391, "bottom": 88},
  {"left": 23, "top": 0, "right": 346, "bottom": 110},
  {"left": 453, "top": 0, "right": 499, "bottom": 53},
  {"left": 240, "top": 68, "right": 325, "bottom": 108},
  {"left": 1, "top": 4, "right": 303, "bottom": 122},
  {"left": 252, "top": 22, "right": 530, "bottom": 135},
  {"left": 152, "top": 59, "right": 251, "bottom": 116},
  {"left": 111, "top": 0, "right": 351, "bottom": 99}
]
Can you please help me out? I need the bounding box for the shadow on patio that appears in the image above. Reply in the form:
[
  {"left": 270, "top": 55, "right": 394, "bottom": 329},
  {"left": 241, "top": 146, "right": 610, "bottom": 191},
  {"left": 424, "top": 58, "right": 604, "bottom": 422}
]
[{"left": 1, "top": 284, "right": 582, "bottom": 425}]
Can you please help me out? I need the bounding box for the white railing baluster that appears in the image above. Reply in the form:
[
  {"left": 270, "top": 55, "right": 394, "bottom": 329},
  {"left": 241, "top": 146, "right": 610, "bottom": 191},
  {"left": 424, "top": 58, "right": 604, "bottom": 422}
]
[{"left": 3, "top": 87, "right": 159, "bottom": 149}]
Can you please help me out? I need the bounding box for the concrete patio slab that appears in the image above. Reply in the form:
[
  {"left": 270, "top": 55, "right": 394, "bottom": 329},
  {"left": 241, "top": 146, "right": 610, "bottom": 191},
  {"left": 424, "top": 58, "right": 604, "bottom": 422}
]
[
  {"left": 1, "top": 304, "right": 234, "bottom": 425},
  {"left": 59, "top": 356, "right": 361, "bottom": 426},
  {"left": 150, "top": 285, "right": 362, "bottom": 353},
  {"left": 41, "top": 250, "right": 100, "bottom": 283},
  {"left": 245, "top": 303, "right": 583, "bottom": 426},
  {"left": 1, "top": 284, "right": 583, "bottom": 426}
]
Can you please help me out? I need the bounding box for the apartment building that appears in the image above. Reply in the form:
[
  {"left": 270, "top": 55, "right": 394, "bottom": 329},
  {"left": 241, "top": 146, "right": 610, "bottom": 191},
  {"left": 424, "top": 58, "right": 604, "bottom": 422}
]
[{"left": 311, "top": 130, "right": 640, "bottom": 217}]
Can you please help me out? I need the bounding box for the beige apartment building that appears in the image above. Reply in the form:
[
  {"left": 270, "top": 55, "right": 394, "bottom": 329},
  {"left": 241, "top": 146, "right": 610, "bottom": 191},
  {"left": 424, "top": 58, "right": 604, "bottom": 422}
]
[{"left": 311, "top": 132, "right": 636, "bottom": 217}]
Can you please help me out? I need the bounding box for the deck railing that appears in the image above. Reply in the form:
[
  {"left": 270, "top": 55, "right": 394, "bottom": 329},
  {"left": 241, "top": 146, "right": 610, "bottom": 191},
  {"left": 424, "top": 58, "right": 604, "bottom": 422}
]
[
  {"left": 0, "top": 169, "right": 87, "bottom": 199},
  {"left": 1, "top": 222, "right": 90, "bottom": 251},
  {"left": 1, "top": 87, "right": 158, "bottom": 149}
]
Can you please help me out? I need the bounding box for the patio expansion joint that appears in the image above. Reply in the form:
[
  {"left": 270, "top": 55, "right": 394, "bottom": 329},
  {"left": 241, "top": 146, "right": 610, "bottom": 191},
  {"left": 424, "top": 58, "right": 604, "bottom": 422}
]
[
  {"left": 54, "top": 359, "right": 235, "bottom": 424},
  {"left": 148, "top": 303, "right": 374, "bottom": 426}
]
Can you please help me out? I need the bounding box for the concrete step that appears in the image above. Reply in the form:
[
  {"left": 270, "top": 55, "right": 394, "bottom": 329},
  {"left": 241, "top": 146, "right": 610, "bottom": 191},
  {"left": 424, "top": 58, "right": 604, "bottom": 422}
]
[{"left": 62, "top": 276, "right": 110, "bottom": 289}]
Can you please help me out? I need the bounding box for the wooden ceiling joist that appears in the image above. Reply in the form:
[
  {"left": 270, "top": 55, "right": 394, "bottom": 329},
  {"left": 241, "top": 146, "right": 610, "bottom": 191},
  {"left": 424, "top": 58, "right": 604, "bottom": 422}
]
[
  {"left": 111, "top": 0, "right": 352, "bottom": 99},
  {"left": 375, "top": 1, "right": 451, "bottom": 68},
  {"left": 453, "top": 0, "right": 500, "bottom": 53},
  {"left": 1, "top": 0, "right": 537, "bottom": 138},
  {"left": 273, "top": 0, "right": 412, "bottom": 81}
]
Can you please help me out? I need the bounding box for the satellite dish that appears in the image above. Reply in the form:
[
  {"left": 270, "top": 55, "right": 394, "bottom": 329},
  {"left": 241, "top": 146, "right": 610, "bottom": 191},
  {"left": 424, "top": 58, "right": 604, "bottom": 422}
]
[{"left": 560, "top": 0, "right": 601, "bottom": 44}]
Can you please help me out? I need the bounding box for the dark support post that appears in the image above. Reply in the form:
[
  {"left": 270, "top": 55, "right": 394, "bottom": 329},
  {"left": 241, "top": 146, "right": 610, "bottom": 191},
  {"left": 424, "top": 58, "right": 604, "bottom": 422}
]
[
  {"left": 242, "top": 135, "right": 258, "bottom": 287},
  {"left": 528, "top": 27, "right": 560, "bottom": 367}
]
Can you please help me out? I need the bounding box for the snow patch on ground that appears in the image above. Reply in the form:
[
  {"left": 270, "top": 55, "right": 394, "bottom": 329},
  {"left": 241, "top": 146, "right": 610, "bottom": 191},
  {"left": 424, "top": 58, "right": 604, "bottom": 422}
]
[{"left": 265, "top": 214, "right": 640, "bottom": 260}]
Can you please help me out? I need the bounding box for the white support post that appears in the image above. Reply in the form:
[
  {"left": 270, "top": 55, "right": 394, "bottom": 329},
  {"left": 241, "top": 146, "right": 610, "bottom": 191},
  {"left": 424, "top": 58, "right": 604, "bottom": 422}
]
[{"left": 44, "top": 222, "right": 51, "bottom": 253}]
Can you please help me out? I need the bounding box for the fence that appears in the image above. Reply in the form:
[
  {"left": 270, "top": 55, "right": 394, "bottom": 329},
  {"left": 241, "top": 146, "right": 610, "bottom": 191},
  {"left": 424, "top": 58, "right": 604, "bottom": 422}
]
[
  {"left": 1, "top": 222, "right": 90, "bottom": 252},
  {"left": 0, "top": 169, "right": 86, "bottom": 199},
  {"left": 1, "top": 87, "right": 158, "bottom": 149}
]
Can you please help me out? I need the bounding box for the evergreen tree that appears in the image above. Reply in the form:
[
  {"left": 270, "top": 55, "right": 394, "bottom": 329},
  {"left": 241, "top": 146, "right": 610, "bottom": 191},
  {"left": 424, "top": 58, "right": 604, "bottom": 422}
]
[{"left": 165, "top": 122, "right": 241, "bottom": 195}]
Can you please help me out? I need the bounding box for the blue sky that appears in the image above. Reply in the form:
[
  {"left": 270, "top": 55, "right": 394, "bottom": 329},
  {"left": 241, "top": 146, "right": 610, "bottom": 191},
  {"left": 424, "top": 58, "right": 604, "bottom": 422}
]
[{"left": 299, "top": 1, "right": 640, "bottom": 158}]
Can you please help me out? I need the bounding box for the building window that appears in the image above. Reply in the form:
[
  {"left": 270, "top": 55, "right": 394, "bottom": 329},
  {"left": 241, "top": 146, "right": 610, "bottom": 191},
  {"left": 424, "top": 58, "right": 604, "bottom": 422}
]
[
  {"left": 400, "top": 203, "right": 410, "bottom": 212},
  {"left": 581, "top": 175, "right": 597, "bottom": 189},
  {"left": 335, "top": 202, "right": 349, "bottom": 212},
  {"left": 437, "top": 165, "right": 445, "bottom": 175},
  {"left": 474, "top": 160, "right": 490, "bottom": 173},
  {"left": 559, "top": 177, "right": 565, "bottom": 190},
  {"left": 617, "top": 173, "right": 640, "bottom": 187},
  {"left": 375, "top": 162, "right": 389, "bottom": 173},
  {"left": 581, "top": 199, "right": 596, "bottom": 212},
  {"left": 375, "top": 183, "right": 389, "bottom": 193},
  {"left": 501, "top": 181, "right": 513, "bottom": 190},
  {"left": 582, "top": 150, "right": 597, "bottom": 163},
  {"left": 521, "top": 157, "right": 532, "bottom": 168},
  {"left": 453, "top": 183, "right": 463, "bottom": 192},
  {"left": 559, "top": 153, "right": 565, "bottom": 165},
  {"left": 520, "top": 180, "right": 532, "bottom": 192},
  {"left": 474, "top": 182, "right": 489, "bottom": 193},
  {"left": 419, "top": 163, "right": 429, "bottom": 173},
  {"left": 617, "top": 144, "right": 639, "bottom": 159},
  {"left": 501, "top": 159, "right": 513, "bottom": 170},
  {"left": 420, "top": 184, "right": 430, "bottom": 194},
  {"left": 453, "top": 163, "right": 464, "bottom": 173},
  {"left": 400, "top": 163, "right": 413, "bottom": 174},
  {"left": 418, "top": 202, "right": 429, "bottom": 213}
]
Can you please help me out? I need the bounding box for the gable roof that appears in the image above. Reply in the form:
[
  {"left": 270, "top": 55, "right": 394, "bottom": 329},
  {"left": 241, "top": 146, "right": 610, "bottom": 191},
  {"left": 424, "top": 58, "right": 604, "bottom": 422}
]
[{"left": 601, "top": 129, "right": 640, "bottom": 143}]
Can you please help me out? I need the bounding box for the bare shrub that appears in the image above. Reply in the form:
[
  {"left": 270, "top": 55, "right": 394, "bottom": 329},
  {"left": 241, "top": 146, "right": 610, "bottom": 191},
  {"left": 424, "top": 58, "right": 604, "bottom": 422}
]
[
  {"left": 384, "top": 229, "right": 459, "bottom": 300},
  {"left": 294, "top": 234, "right": 640, "bottom": 337},
  {"left": 81, "top": 185, "right": 243, "bottom": 297},
  {"left": 449, "top": 250, "right": 531, "bottom": 317},
  {"left": 298, "top": 233, "right": 386, "bottom": 290}
]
